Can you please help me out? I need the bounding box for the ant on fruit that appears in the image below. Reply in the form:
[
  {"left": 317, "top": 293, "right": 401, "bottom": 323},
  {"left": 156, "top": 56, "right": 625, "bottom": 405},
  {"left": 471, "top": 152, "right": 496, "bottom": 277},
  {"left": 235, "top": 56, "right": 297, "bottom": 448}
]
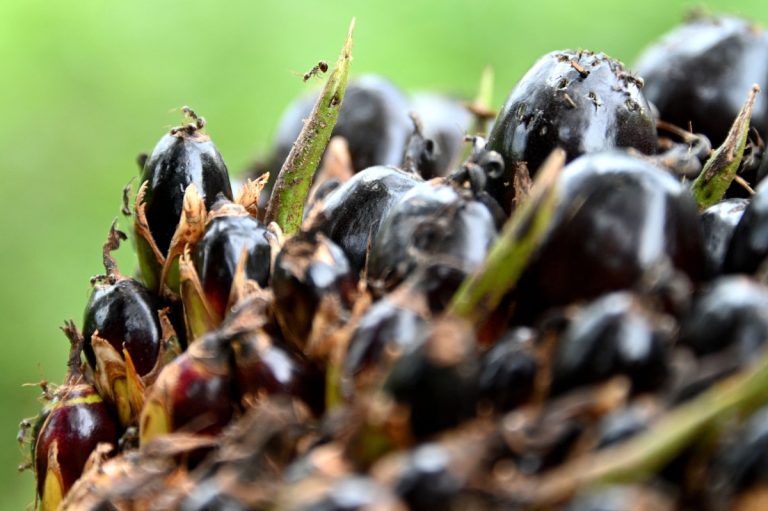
[
  {"left": 170, "top": 105, "right": 206, "bottom": 135},
  {"left": 302, "top": 60, "right": 329, "bottom": 82}
]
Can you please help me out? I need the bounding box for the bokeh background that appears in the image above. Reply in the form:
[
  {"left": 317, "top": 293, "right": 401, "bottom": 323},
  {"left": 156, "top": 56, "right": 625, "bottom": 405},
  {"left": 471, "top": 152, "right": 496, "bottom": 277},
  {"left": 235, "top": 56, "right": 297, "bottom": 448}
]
[{"left": 1, "top": 0, "right": 766, "bottom": 508}]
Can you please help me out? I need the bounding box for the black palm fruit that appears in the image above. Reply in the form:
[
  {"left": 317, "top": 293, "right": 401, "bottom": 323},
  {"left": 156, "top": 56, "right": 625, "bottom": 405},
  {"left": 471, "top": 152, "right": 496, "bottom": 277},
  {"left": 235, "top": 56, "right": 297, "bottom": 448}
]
[
  {"left": 409, "top": 92, "right": 473, "bottom": 177},
  {"left": 516, "top": 151, "right": 706, "bottom": 318},
  {"left": 550, "top": 292, "right": 671, "bottom": 395},
  {"left": 477, "top": 327, "right": 538, "bottom": 412},
  {"left": 724, "top": 178, "right": 768, "bottom": 274},
  {"left": 137, "top": 110, "right": 233, "bottom": 291},
  {"left": 635, "top": 14, "right": 768, "bottom": 147},
  {"left": 679, "top": 276, "right": 768, "bottom": 362},
  {"left": 307, "top": 165, "right": 422, "bottom": 272},
  {"left": 272, "top": 232, "right": 356, "bottom": 349},
  {"left": 700, "top": 198, "right": 749, "bottom": 275},
  {"left": 258, "top": 75, "right": 413, "bottom": 207},
  {"left": 487, "top": 50, "right": 656, "bottom": 209},
  {"left": 193, "top": 202, "right": 271, "bottom": 320},
  {"left": 83, "top": 278, "right": 162, "bottom": 378},
  {"left": 367, "top": 181, "right": 497, "bottom": 295}
]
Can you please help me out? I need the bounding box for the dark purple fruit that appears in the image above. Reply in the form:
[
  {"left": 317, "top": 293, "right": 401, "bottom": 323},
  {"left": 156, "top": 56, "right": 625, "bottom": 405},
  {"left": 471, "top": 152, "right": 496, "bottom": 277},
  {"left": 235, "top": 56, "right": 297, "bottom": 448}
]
[
  {"left": 138, "top": 115, "right": 233, "bottom": 291},
  {"left": 516, "top": 151, "right": 706, "bottom": 317},
  {"left": 679, "top": 276, "right": 768, "bottom": 361},
  {"left": 272, "top": 232, "right": 356, "bottom": 349},
  {"left": 551, "top": 292, "right": 670, "bottom": 395},
  {"left": 383, "top": 317, "right": 478, "bottom": 439},
  {"left": 34, "top": 382, "right": 119, "bottom": 510},
  {"left": 367, "top": 181, "right": 497, "bottom": 295},
  {"left": 701, "top": 198, "right": 749, "bottom": 275},
  {"left": 724, "top": 179, "right": 768, "bottom": 274},
  {"left": 487, "top": 50, "right": 656, "bottom": 208},
  {"left": 342, "top": 292, "right": 428, "bottom": 392},
  {"left": 83, "top": 278, "right": 162, "bottom": 377},
  {"left": 307, "top": 166, "right": 422, "bottom": 272},
  {"left": 267, "top": 75, "right": 412, "bottom": 179},
  {"left": 410, "top": 93, "right": 473, "bottom": 176},
  {"left": 635, "top": 14, "right": 768, "bottom": 147},
  {"left": 595, "top": 400, "right": 658, "bottom": 449},
  {"left": 391, "top": 443, "right": 464, "bottom": 511},
  {"left": 193, "top": 206, "right": 271, "bottom": 319},
  {"left": 477, "top": 327, "right": 538, "bottom": 412}
]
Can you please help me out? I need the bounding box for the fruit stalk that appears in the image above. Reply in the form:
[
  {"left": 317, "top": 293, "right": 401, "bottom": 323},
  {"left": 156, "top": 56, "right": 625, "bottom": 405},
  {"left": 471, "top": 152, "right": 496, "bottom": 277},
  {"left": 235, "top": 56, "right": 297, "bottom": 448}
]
[{"left": 264, "top": 18, "right": 355, "bottom": 234}]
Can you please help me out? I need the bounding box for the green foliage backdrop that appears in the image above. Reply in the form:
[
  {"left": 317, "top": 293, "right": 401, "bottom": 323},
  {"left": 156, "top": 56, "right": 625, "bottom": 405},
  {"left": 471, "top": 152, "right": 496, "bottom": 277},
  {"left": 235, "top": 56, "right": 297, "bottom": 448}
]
[{"left": 0, "top": 1, "right": 765, "bottom": 508}]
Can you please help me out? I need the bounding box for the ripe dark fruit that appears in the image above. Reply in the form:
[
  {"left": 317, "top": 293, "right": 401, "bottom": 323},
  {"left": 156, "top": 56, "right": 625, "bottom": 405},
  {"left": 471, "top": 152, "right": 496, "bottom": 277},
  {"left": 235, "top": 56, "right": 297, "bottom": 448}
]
[
  {"left": 367, "top": 181, "right": 497, "bottom": 295},
  {"left": 679, "top": 276, "right": 768, "bottom": 361},
  {"left": 83, "top": 279, "right": 162, "bottom": 378},
  {"left": 635, "top": 14, "right": 768, "bottom": 147},
  {"left": 550, "top": 292, "right": 671, "bottom": 395},
  {"left": 268, "top": 75, "right": 412, "bottom": 176},
  {"left": 137, "top": 108, "right": 233, "bottom": 291},
  {"left": 477, "top": 327, "right": 538, "bottom": 412},
  {"left": 193, "top": 202, "right": 272, "bottom": 319},
  {"left": 516, "top": 151, "right": 706, "bottom": 316},
  {"left": 410, "top": 92, "right": 473, "bottom": 176},
  {"left": 272, "top": 232, "right": 356, "bottom": 349},
  {"left": 700, "top": 198, "right": 749, "bottom": 275},
  {"left": 383, "top": 317, "right": 479, "bottom": 439},
  {"left": 487, "top": 50, "right": 656, "bottom": 203},
  {"left": 724, "top": 178, "right": 768, "bottom": 274},
  {"left": 307, "top": 165, "right": 422, "bottom": 272}
]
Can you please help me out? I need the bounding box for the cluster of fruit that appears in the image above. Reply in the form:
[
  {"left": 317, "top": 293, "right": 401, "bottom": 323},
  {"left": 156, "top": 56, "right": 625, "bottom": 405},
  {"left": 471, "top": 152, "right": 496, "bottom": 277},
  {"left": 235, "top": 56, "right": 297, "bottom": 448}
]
[{"left": 20, "top": 12, "right": 768, "bottom": 510}]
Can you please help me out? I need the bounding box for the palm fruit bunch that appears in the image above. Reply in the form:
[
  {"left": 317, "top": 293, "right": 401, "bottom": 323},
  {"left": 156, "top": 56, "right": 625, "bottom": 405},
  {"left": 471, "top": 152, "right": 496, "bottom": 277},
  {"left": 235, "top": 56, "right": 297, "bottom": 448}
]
[{"left": 18, "top": 12, "right": 768, "bottom": 510}]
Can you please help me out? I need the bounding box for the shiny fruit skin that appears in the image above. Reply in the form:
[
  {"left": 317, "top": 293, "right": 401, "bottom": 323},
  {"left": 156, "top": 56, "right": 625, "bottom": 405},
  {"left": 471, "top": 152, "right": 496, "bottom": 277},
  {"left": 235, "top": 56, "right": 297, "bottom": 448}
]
[
  {"left": 140, "top": 130, "right": 233, "bottom": 258},
  {"left": 194, "top": 214, "right": 271, "bottom": 319},
  {"left": 487, "top": 50, "right": 656, "bottom": 207},
  {"left": 308, "top": 165, "right": 422, "bottom": 272},
  {"left": 367, "top": 182, "right": 497, "bottom": 295},
  {"left": 679, "top": 276, "right": 768, "bottom": 361},
  {"left": 516, "top": 151, "right": 706, "bottom": 317},
  {"left": 724, "top": 179, "right": 768, "bottom": 274},
  {"left": 83, "top": 278, "right": 162, "bottom": 377},
  {"left": 34, "top": 383, "right": 119, "bottom": 509},
  {"left": 700, "top": 198, "right": 749, "bottom": 276},
  {"left": 635, "top": 15, "right": 768, "bottom": 147}
]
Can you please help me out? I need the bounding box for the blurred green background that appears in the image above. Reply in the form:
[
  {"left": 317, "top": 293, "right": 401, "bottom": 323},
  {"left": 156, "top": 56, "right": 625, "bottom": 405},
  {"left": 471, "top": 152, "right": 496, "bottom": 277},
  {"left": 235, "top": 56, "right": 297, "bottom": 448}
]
[{"left": 1, "top": 0, "right": 766, "bottom": 508}]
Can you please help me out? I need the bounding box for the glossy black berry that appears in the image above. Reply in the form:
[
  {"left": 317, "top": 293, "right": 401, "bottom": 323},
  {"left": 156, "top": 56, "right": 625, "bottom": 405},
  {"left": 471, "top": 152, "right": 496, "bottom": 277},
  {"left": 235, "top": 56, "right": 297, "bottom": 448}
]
[
  {"left": 269, "top": 75, "right": 412, "bottom": 176},
  {"left": 635, "top": 14, "right": 768, "bottom": 146},
  {"left": 138, "top": 120, "right": 233, "bottom": 291},
  {"left": 193, "top": 209, "right": 271, "bottom": 319},
  {"left": 487, "top": 50, "right": 656, "bottom": 208},
  {"left": 516, "top": 151, "right": 706, "bottom": 317},
  {"left": 367, "top": 181, "right": 497, "bottom": 295},
  {"left": 307, "top": 165, "right": 422, "bottom": 272},
  {"left": 679, "top": 276, "right": 768, "bottom": 361},
  {"left": 477, "top": 327, "right": 538, "bottom": 412},
  {"left": 83, "top": 278, "right": 162, "bottom": 377},
  {"left": 700, "top": 198, "right": 749, "bottom": 275},
  {"left": 724, "top": 179, "right": 768, "bottom": 274},
  {"left": 272, "top": 232, "right": 357, "bottom": 349},
  {"left": 410, "top": 92, "right": 473, "bottom": 177},
  {"left": 551, "top": 292, "right": 671, "bottom": 395}
]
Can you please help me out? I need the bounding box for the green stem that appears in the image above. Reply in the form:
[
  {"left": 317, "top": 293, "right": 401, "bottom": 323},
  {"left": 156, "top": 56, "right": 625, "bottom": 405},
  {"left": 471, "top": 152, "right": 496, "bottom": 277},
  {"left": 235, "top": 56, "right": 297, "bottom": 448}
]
[
  {"left": 448, "top": 148, "right": 564, "bottom": 323},
  {"left": 264, "top": 18, "right": 355, "bottom": 234},
  {"left": 690, "top": 84, "right": 759, "bottom": 209}
]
